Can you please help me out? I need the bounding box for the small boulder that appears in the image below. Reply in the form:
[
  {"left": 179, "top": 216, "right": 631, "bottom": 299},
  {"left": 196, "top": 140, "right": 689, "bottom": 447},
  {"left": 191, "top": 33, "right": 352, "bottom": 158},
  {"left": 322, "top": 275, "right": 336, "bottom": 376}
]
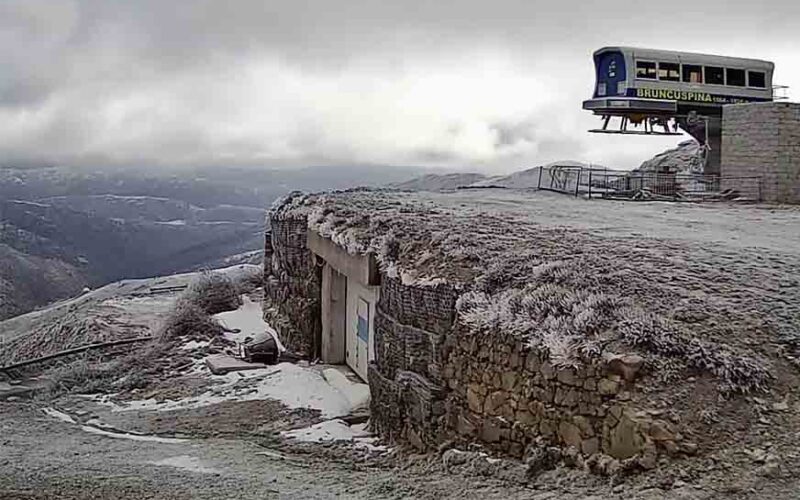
[
  {"left": 558, "top": 421, "right": 583, "bottom": 448},
  {"left": 605, "top": 353, "right": 645, "bottom": 382}
]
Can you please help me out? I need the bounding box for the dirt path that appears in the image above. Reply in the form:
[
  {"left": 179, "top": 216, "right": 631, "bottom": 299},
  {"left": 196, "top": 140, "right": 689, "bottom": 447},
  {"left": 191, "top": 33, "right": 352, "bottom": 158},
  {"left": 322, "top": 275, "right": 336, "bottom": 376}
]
[
  {"left": 8, "top": 398, "right": 800, "bottom": 500},
  {"left": 0, "top": 401, "right": 576, "bottom": 500}
]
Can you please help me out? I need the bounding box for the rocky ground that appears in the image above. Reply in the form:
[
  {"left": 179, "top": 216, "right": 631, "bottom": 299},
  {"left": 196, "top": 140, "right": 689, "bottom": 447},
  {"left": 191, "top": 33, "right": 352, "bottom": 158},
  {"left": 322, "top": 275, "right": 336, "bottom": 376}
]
[{"left": 2, "top": 391, "right": 798, "bottom": 500}]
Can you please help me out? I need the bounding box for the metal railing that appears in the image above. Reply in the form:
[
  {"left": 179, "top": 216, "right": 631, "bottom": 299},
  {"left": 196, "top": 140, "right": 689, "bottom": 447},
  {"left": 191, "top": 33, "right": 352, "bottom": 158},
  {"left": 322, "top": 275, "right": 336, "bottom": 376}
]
[{"left": 536, "top": 165, "right": 762, "bottom": 202}]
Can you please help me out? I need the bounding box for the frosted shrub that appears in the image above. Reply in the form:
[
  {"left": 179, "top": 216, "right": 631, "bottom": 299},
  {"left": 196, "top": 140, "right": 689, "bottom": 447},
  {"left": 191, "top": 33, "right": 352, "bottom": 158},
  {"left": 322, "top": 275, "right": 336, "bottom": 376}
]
[
  {"left": 459, "top": 283, "right": 770, "bottom": 393},
  {"left": 457, "top": 284, "right": 622, "bottom": 368},
  {"left": 185, "top": 271, "right": 242, "bottom": 315},
  {"left": 617, "top": 306, "right": 770, "bottom": 393},
  {"left": 159, "top": 299, "right": 223, "bottom": 341}
]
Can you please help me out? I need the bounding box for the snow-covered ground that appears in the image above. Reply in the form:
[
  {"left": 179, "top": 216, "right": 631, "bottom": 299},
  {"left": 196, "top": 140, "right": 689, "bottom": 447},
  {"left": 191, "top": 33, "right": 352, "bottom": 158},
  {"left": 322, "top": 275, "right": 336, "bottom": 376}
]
[
  {"left": 43, "top": 407, "right": 188, "bottom": 444},
  {"left": 214, "top": 295, "right": 285, "bottom": 352},
  {"left": 0, "top": 264, "right": 261, "bottom": 345},
  {"left": 151, "top": 455, "right": 219, "bottom": 474},
  {"left": 101, "top": 361, "right": 366, "bottom": 419},
  {"left": 282, "top": 419, "right": 388, "bottom": 452}
]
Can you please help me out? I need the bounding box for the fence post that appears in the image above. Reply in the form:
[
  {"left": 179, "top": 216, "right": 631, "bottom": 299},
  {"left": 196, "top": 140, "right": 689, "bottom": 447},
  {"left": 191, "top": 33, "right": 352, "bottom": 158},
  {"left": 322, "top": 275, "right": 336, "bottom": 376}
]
[
  {"left": 588, "top": 170, "right": 592, "bottom": 199},
  {"left": 538, "top": 166, "right": 543, "bottom": 190},
  {"left": 575, "top": 169, "right": 581, "bottom": 197}
]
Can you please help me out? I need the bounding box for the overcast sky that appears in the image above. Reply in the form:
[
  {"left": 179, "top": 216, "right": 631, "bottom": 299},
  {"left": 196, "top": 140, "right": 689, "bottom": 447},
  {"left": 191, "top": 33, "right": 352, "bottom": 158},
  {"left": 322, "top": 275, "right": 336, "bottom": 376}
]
[{"left": 1, "top": 1, "right": 798, "bottom": 173}]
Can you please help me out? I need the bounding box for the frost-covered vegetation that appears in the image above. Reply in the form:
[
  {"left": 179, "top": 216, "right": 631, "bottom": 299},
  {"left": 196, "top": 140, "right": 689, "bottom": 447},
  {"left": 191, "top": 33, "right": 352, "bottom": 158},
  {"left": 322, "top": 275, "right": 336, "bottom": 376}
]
[
  {"left": 271, "top": 189, "right": 800, "bottom": 394},
  {"left": 183, "top": 270, "right": 244, "bottom": 316},
  {"left": 160, "top": 268, "right": 260, "bottom": 340}
]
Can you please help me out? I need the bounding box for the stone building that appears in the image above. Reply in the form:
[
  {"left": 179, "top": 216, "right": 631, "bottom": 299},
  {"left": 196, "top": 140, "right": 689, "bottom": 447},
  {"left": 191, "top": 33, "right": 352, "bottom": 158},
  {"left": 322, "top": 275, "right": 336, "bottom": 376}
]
[
  {"left": 721, "top": 101, "right": 800, "bottom": 203},
  {"left": 263, "top": 189, "right": 798, "bottom": 472}
]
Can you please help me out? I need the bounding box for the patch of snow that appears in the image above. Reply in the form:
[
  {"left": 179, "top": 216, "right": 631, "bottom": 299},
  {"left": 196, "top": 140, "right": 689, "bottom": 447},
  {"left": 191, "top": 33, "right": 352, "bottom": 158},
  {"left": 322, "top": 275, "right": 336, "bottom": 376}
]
[
  {"left": 282, "top": 419, "right": 388, "bottom": 452},
  {"left": 216, "top": 296, "right": 285, "bottom": 352},
  {"left": 8, "top": 199, "right": 50, "bottom": 208},
  {"left": 217, "top": 298, "right": 270, "bottom": 339},
  {"left": 179, "top": 339, "right": 210, "bottom": 351},
  {"left": 282, "top": 419, "right": 369, "bottom": 442},
  {"left": 42, "top": 407, "right": 77, "bottom": 424},
  {"left": 42, "top": 407, "right": 187, "bottom": 444},
  {"left": 221, "top": 250, "right": 262, "bottom": 264},
  {"left": 80, "top": 425, "right": 187, "bottom": 444},
  {"left": 255, "top": 449, "right": 289, "bottom": 460},
  {"left": 99, "top": 194, "right": 173, "bottom": 202},
  {"left": 214, "top": 264, "right": 262, "bottom": 283},
  {"left": 107, "top": 362, "right": 355, "bottom": 418},
  {"left": 156, "top": 219, "right": 187, "bottom": 226},
  {"left": 151, "top": 455, "right": 218, "bottom": 474},
  {"left": 322, "top": 368, "right": 370, "bottom": 410}
]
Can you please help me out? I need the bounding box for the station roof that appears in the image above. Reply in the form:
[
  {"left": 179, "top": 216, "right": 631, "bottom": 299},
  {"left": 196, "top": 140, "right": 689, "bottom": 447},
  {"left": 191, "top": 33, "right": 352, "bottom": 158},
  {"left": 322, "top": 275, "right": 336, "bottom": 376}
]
[{"left": 594, "top": 46, "right": 774, "bottom": 70}]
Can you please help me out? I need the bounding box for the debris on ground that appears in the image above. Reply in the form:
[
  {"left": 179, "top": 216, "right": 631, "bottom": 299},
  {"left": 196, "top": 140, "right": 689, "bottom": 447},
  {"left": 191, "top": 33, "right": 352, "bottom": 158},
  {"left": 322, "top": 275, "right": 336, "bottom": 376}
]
[{"left": 204, "top": 354, "right": 268, "bottom": 375}]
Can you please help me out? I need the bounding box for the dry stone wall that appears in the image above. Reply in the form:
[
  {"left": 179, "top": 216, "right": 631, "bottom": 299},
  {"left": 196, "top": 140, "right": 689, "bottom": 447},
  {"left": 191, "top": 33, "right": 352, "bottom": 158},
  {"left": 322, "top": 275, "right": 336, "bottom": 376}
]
[
  {"left": 441, "top": 326, "right": 696, "bottom": 468},
  {"left": 722, "top": 102, "right": 800, "bottom": 203},
  {"left": 263, "top": 201, "right": 321, "bottom": 358},
  {"left": 367, "top": 275, "right": 694, "bottom": 470}
]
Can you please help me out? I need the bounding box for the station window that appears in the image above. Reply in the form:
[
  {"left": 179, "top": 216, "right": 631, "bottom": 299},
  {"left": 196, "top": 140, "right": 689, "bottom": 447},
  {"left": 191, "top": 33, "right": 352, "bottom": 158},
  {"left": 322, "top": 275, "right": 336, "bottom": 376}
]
[
  {"left": 636, "top": 61, "right": 657, "bottom": 79},
  {"left": 705, "top": 66, "right": 725, "bottom": 85},
  {"left": 727, "top": 68, "right": 746, "bottom": 87},
  {"left": 748, "top": 71, "right": 767, "bottom": 88},
  {"left": 658, "top": 62, "right": 680, "bottom": 81},
  {"left": 682, "top": 64, "right": 703, "bottom": 83}
]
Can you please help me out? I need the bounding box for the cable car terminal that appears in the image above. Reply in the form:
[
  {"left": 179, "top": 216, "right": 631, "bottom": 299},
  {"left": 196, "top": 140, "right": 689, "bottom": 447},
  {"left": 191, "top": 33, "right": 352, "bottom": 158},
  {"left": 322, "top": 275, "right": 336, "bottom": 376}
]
[{"left": 582, "top": 47, "right": 787, "bottom": 176}]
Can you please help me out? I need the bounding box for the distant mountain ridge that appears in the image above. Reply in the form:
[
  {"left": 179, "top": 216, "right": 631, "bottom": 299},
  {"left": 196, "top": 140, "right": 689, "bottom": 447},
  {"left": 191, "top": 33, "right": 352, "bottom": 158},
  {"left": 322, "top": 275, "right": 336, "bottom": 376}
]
[
  {"left": 389, "top": 160, "right": 607, "bottom": 192},
  {"left": 0, "top": 163, "right": 429, "bottom": 320},
  {"left": 391, "top": 173, "right": 488, "bottom": 191},
  {"left": 0, "top": 243, "right": 87, "bottom": 320}
]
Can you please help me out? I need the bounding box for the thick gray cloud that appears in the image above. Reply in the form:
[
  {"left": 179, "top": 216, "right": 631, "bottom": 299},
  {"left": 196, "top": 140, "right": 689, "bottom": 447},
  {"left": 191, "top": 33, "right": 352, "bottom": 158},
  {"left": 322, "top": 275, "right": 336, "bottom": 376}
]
[{"left": 1, "top": 0, "right": 798, "bottom": 171}]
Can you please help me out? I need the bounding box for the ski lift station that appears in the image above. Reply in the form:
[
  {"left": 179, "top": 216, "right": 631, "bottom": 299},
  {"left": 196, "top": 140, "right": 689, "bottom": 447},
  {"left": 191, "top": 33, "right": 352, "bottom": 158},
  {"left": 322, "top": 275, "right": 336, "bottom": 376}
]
[{"left": 582, "top": 47, "right": 799, "bottom": 202}]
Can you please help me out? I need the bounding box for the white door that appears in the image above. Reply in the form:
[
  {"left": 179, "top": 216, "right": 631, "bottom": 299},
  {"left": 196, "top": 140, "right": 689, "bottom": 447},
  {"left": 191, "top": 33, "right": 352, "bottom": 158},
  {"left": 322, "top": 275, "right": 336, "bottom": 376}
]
[{"left": 346, "top": 294, "right": 370, "bottom": 381}]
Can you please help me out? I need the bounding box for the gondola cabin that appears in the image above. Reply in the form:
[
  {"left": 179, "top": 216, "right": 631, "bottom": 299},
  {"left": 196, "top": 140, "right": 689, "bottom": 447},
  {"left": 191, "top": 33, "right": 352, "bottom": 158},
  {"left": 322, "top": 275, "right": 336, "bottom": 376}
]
[{"left": 583, "top": 47, "right": 774, "bottom": 118}]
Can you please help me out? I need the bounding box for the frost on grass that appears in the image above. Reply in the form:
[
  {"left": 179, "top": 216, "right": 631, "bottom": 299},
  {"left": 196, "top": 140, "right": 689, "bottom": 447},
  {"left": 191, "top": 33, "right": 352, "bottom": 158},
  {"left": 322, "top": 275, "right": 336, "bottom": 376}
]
[
  {"left": 270, "top": 188, "right": 790, "bottom": 394},
  {"left": 457, "top": 270, "right": 772, "bottom": 394},
  {"left": 183, "top": 270, "right": 242, "bottom": 316},
  {"left": 272, "top": 189, "right": 453, "bottom": 286},
  {"left": 617, "top": 307, "right": 771, "bottom": 393},
  {"left": 457, "top": 283, "right": 622, "bottom": 369}
]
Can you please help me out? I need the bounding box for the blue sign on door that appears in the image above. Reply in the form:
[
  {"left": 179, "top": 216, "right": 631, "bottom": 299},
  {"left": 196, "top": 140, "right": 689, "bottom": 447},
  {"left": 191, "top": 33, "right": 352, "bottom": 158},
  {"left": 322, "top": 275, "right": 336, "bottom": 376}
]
[{"left": 357, "top": 297, "right": 369, "bottom": 342}]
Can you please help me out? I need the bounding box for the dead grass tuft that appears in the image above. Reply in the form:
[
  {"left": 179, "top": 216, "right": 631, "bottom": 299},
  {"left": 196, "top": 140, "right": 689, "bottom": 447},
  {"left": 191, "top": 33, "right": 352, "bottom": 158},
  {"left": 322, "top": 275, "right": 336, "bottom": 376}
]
[
  {"left": 184, "top": 270, "right": 242, "bottom": 315},
  {"left": 39, "top": 346, "right": 159, "bottom": 398},
  {"left": 158, "top": 300, "right": 224, "bottom": 342}
]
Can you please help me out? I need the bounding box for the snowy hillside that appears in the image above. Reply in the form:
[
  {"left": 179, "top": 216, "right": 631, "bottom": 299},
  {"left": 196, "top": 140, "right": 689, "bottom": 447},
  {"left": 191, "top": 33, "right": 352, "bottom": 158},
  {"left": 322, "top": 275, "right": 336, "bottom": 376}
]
[{"left": 634, "top": 140, "right": 704, "bottom": 175}]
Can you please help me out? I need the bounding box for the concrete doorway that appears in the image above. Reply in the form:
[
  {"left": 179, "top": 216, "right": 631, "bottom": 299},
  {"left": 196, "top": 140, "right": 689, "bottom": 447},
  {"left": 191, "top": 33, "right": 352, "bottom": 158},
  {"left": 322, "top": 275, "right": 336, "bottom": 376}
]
[
  {"left": 310, "top": 230, "right": 380, "bottom": 383},
  {"left": 321, "top": 267, "right": 347, "bottom": 364}
]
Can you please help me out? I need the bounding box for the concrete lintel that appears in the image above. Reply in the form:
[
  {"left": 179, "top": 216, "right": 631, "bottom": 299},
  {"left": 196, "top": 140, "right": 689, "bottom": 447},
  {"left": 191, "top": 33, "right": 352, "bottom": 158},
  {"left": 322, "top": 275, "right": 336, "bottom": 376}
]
[{"left": 307, "top": 230, "right": 380, "bottom": 286}]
